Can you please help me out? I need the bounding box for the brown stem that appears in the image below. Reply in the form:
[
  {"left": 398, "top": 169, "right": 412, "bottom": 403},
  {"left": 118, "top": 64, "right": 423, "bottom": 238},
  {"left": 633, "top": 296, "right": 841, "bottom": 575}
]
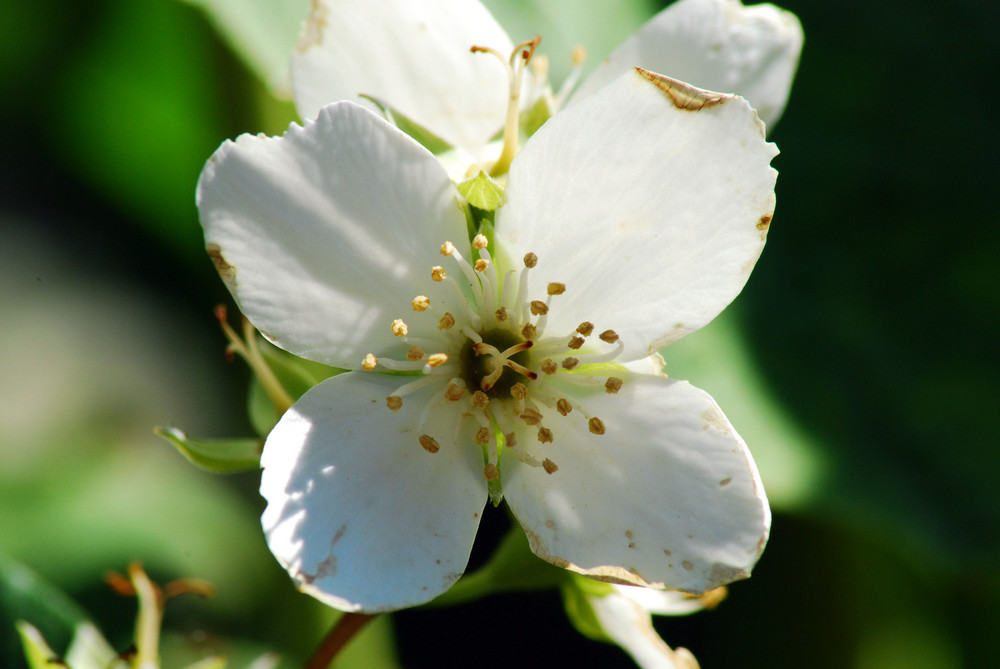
[{"left": 304, "top": 613, "right": 377, "bottom": 669}]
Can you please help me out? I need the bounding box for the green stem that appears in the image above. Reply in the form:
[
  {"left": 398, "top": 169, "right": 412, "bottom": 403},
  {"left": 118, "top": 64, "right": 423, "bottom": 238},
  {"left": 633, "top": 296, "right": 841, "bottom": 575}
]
[{"left": 304, "top": 613, "right": 376, "bottom": 669}]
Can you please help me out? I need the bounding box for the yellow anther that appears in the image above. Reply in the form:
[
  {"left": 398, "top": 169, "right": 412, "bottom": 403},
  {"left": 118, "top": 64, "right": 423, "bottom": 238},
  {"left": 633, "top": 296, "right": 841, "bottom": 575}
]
[
  {"left": 538, "top": 427, "right": 553, "bottom": 443},
  {"left": 562, "top": 357, "right": 579, "bottom": 370},
  {"left": 521, "top": 323, "right": 538, "bottom": 340},
  {"left": 599, "top": 329, "right": 620, "bottom": 344},
  {"left": 495, "top": 307, "right": 509, "bottom": 321},
  {"left": 426, "top": 353, "right": 449, "bottom": 367},
  {"left": 542, "top": 458, "right": 558, "bottom": 474},
  {"left": 605, "top": 377, "right": 624, "bottom": 394},
  {"left": 391, "top": 319, "right": 408, "bottom": 337},
  {"left": 568, "top": 336, "right": 584, "bottom": 350},
  {"left": 484, "top": 463, "right": 499, "bottom": 481},
  {"left": 475, "top": 427, "right": 490, "bottom": 446},
  {"left": 571, "top": 45, "right": 587, "bottom": 66},
  {"left": 576, "top": 322, "right": 594, "bottom": 336},
  {"left": 475, "top": 258, "right": 489, "bottom": 272},
  {"left": 386, "top": 396, "right": 403, "bottom": 411},
  {"left": 529, "top": 300, "right": 549, "bottom": 316},
  {"left": 541, "top": 359, "right": 558, "bottom": 375},
  {"left": 440, "top": 241, "right": 456, "bottom": 256},
  {"left": 472, "top": 234, "right": 489, "bottom": 250},
  {"left": 407, "top": 346, "right": 425, "bottom": 361},
  {"left": 438, "top": 312, "right": 456, "bottom": 330},
  {"left": 362, "top": 353, "right": 377, "bottom": 370},
  {"left": 520, "top": 408, "right": 543, "bottom": 425},
  {"left": 523, "top": 252, "right": 538, "bottom": 268},
  {"left": 510, "top": 382, "right": 528, "bottom": 400},
  {"left": 588, "top": 417, "right": 606, "bottom": 435},
  {"left": 556, "top": 399, "right": 573, "bottom": 416},
  {"left": 445, "top": 381, "right": 467, "bottom": 401},
  {"left": 419, "top": 434, "right": 440, "bottom": 453},
  {"left": 411, "top": 295, "right": 431, "bottom": 311},
  {"left": 431, "top": 266, "right": 447, "bottom": 281},
  {"left": 472, "top": 390, "right": 490, "bottom": 409},
  {"left": 547, "top": 282, "right": 566, "bottom": 295}
]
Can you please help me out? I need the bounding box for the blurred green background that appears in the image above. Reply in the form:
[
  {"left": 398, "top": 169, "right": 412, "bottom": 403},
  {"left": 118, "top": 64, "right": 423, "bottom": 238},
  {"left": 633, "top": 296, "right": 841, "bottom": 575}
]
[{"left": 1, "top": 0, "right": 997, "bottom": 667}]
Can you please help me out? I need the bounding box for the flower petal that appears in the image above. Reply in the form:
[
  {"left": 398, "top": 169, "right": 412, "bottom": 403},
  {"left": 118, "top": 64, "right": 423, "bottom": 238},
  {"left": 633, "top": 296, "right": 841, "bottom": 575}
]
[
  {"left": 572, "top": 0, "right": 803, "bottom": 129},
  {"left": 260, "top": 372, "right": 487, "bottom": 612},
  {"left": 496, "top": 69, "right": 778, "bottom": 362},
  {"left": 587, "top": 589, "right": 700, "bottom": 669},
  {"left": 197, "top": 101, "right": 469, "bottom": 368},
  {"left": 501, "top": 373, "right": 769, "bottom": 594},
  {"left": 292, "top": 0, "right": 512, "bottom": 154}
]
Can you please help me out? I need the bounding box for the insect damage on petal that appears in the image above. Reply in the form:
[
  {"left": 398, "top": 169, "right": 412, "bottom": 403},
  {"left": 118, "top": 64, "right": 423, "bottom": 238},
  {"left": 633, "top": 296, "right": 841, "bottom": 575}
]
[
  {"left": 635, "top": 68, "right": 728, "bottom": 112},
  {"left": 297, "top": 0, "right": 330, "bottom": 53},
  {"left": 206, "top": 243, "right": 237, "bottom": 289}
]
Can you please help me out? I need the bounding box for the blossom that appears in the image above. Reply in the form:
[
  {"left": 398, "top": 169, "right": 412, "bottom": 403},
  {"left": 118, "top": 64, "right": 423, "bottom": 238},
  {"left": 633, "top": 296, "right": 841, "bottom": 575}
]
[
  {"left": 197, "top": 58, "right": 776, "bottom": 613},
  {"left": 290, "top": 0, "right": 802, "bottom": 160}
]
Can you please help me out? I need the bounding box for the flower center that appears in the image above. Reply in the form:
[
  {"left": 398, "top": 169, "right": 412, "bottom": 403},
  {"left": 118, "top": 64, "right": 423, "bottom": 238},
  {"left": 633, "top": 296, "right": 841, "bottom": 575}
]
[{"left": 362, "top": 235, "right": 626, "bottom": 502}]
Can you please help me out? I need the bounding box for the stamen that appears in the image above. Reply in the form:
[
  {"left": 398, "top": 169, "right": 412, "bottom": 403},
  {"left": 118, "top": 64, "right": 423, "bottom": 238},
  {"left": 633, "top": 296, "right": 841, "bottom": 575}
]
[
  {"left": 431, "top": 266, "right": 447, "bottom": 281},
  {"left": 573, "top": 338, "right": 624, "bottom": 365},
  {"left": 386, "top": 396, "right": 403, "bottom": 411},
  {"left": 362, "top": 353, "right": 378, "bottom": 370},
  {"left": 556, "top": 399, "right": 573, "bottom": 416},
  {"left": 438, "top": 312, "right": 456, "bottom": 330},
  {"left": 529, "top": 300, "right": 549, "bottom": 316},
  {"left": 411, "top": 295, "right": 431, "bottom": 311},
  {"left": 475, "top": 427, "right": 490, "bottom": 446},
  {"left": 505, "top": 431, "right": 518, "bottom": 448},
  {"left": 520, "top": 407, "right": 543, "bottom": 425},
  {"left": 419, "top": 435, "right": 440, "bottom": 453},
  {"left": 510, "top": 383, "right": 528, "bottom": 400},
  {"left": 537, "top": 427, "right": 554, "bottom": 443},
  {"left": 472, "top": 234, "right": 489, "bottom": 249},
  {"left": 440, "top": 241, "right": 456, "bottom": 256},
  {"left": 445, "top": 379, "right": 467, "bottom": 401},
  {"left": 547, "top": 283, "right": 566, "bottom": 295},
  {"left": 523, "top": 253, "right": 538, "bottom": 268},
  {"left": 407, "top": 346, "right": 425, "bottom": 361},
  {"left": 541, "top": 359, "right": 558, "bottom": 375},
  {"left": 391, "top": 319, "right": 408, "bottom": 337},
  {"left": 542, "top": 458, "right": 558, "bottom": 474},
  {"left": 475, "top": 259, "right": 489, "bottom": 272},
  {"left": 599, "top": 329, "right": 620, "bottom": 344},
  {"left": 472, "top": 391, "right": 490, "bottom": 409},
  {"left": 521, "top": 323, "right": 538, "bottom": 340},
  {"left": 426, "top": 353, "right": 449, "bottom": 367},
  {"left": 483, "top": 463, "right": 500, "bottom": 481},
  {"left": 567, "top": 336, "right": 585, "bottom": 350},
  {"left": 588, "top": 417, "right": 606, "bottom": 435},
  {"left": 562, "top": 357, "right": 579, "bottom": 370},
  {"left": 605, "top": 377, "right": 624, "bottom": 394},
  {"left": 577, "top": 322, "right": 594, "bottom": 336},
  {"left": 495, "top": 307, "right": 509, "bottom": 322}
]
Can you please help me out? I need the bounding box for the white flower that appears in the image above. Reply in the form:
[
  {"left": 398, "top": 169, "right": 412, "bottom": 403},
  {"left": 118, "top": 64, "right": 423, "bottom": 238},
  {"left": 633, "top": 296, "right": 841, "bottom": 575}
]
[
  {"left": 290, "top": 0, "right": 802, "bottom": 158},
  {"left": 197, "top": 65, "right": 776, "bottom": 612}
]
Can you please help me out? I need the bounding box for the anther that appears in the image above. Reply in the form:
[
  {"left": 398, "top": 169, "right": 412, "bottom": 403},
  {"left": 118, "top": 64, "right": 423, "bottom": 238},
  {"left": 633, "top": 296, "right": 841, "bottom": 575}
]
[
  {"left": 520, "top": 408, "right": 543, "bottom": 425},
  {"left": 386, "top": 396, "right": 403, "bottom": 411},
  {"left": 556, "top": 399, "right": 573, "bottom": 416},
  {"left": 505, "top": 432, "right": 518, "bottom": 447},
  {"left": 588, "top": 417, "right": 606, "bottom": 435},
  {"left": 419, "top": 435, "right": 440, "bottom": 453},
  {"left": 362, "top": 353, "right": 377, "bottom": 370},
  {"left": 538, "top": 427, "right": 553, "bottom": 443},
  {"left": 407, "top": 346, "right": 424, "bottom": 361},
  {"left": 391, "top": 319, "right": 408, "bottom": 337},
  {"left": 484, "top": 463, "right": 499, "bottom": 481},
  {"left": 445, "top": 380, "right": 467, "bottom": 401},
  {"left": 568, "top": 336, "right": 584, "bottom": 350},
  {"left": 475, "top": 259, "right": 489, "bottom": 272},
  {"left": 475, "top": 427, "right": 490, "bottom": 446},
  {"left": 495, "top": 307, "right": 509, "bottom": 321},
  {"left": 523, "top": 252, "right": 538, "bottom": 268},
  {"left": 542, "top": 458, "right": 558, "bottom": 474},
  {"left": 529, "top": 300, "right": 549, "bottom": 316},
  {"left": 521, "top": 323, "right": 538, "bottom": 340},
  {"left": 440, "top": 241, "right": 456, "bottom": 256},
  {"left": 426, "top": 353, "right": 449, "bottom": 367},
  {"left": 541, "top": 359, "right": 558, "bottom": 375},
  {"left": 562, "top": 357, "right": 579, "bottom": 370},
  {"left": 510, "top": 383, "right": 528, "bottom": 400},
  {"left": 431, "top": 266, "right": 447, "bottom": 281},
  {"left": 438, "top": 312, "right": 456, "bottom": 330},
  {"left": 577, "top": 322, "right": 594, "bottom": 336},
  {"left": 605, "top": 377, "right": 624, "bottom": 394},
  {"left": 547, "top": 283, "right": 566, "bottom": 295},
  {"left": 472, "top": 234, "right": 489, "bottom": 250},
  {"left": 599, "top": 330, "right": 620, "bottom": 344},
  {"left": 411, "top": 295, "right": 431, "bottom": 311},
  {"left": 472, "top": 391, "right": 490, "bottom": 409}
]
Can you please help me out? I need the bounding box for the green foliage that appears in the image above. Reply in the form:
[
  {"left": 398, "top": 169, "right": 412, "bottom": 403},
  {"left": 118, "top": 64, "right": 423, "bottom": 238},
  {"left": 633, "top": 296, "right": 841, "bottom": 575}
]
[
  {"left": 361, "top": 95, "right": 455, "bottom": 156},
  {"left": 155, "top": 427, "right": 262, "bottom": 474}
]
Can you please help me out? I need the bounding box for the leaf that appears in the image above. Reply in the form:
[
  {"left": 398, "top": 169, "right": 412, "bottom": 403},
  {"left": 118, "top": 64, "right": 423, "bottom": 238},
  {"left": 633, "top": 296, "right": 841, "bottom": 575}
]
[
  {"left": 559, "top": 578, "right": 612, "bottom": 643},
  {"left": 457, "top": 170, "right": 505, "bottom": 211},
  {"left": 155, "top": 427, "right": 262, "bottom": 473}
]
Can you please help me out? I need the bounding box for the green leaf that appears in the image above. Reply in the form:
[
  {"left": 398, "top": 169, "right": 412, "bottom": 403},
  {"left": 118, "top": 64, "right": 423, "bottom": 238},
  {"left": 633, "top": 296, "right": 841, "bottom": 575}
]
[
  {"left": 457, "top": 171, "right": 506, "bottom": 211},
  {"left": 155, "top": 427, "right": 262, "bottom": 473},
  {"left": 360, "top": 95, "right": 454, "bottom": 155},
  {"left": 559, "top": 577, "right": 612, "bottom": 643}
]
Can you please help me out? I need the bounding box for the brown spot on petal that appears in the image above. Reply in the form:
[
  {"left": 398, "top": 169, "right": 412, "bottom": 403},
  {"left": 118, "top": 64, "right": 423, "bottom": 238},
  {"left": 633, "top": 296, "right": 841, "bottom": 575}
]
[
  {"left": 206, "top": 244, "right": 236, "bottom": 289},
  {"left": 719, "top": 477, "right": 732, "bottom": 487},
  {"left": 709, "top": 562, "right": 749, "bottom": 585},
  {"left": 635, "top": 68, "right": 727, "bottom": 111},
  {"left": 682, "top": 560, "right": 694, "bottom": 571},
  {"left": 756, "top": 214, "right": 772, "bottom": 231},
  {"left": 296, "top": 0, "right": 329, "bottom": 53},
  {"left": 701, "top": 406, "right": 732, "bottom": 434}
]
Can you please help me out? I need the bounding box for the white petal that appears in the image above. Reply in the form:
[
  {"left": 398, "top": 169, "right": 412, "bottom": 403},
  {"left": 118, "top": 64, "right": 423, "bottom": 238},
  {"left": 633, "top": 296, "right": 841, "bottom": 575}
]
[
  {"left": 260, "top": 372, "right": 487, "bottom": 612},
  {"left": 611, "top": 584, "right": 710, "bottom": 616},
  {"left": 588, "top": 590, "right": 699, "bottom": 669},
  {"left": 292, "top": 0, "right": 512, "bottom": 154},
  {"left": 572, "top": 0, "right": 803, "bottom": 129},
  {"left": 197, "top": 101, "right": 469, "bottom": 368},
  {"left": 501, "top": 373, "right": 769, "bottom": 594},
  {"left": 497, "top": 69, "right": 778, "bottom": 362}
]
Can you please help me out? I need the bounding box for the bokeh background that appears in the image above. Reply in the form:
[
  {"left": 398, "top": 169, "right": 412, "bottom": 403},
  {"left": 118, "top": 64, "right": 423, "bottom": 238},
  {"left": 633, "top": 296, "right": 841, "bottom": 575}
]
[{"left": 2, "top": 0, "right": 997, "bottom": 666}]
